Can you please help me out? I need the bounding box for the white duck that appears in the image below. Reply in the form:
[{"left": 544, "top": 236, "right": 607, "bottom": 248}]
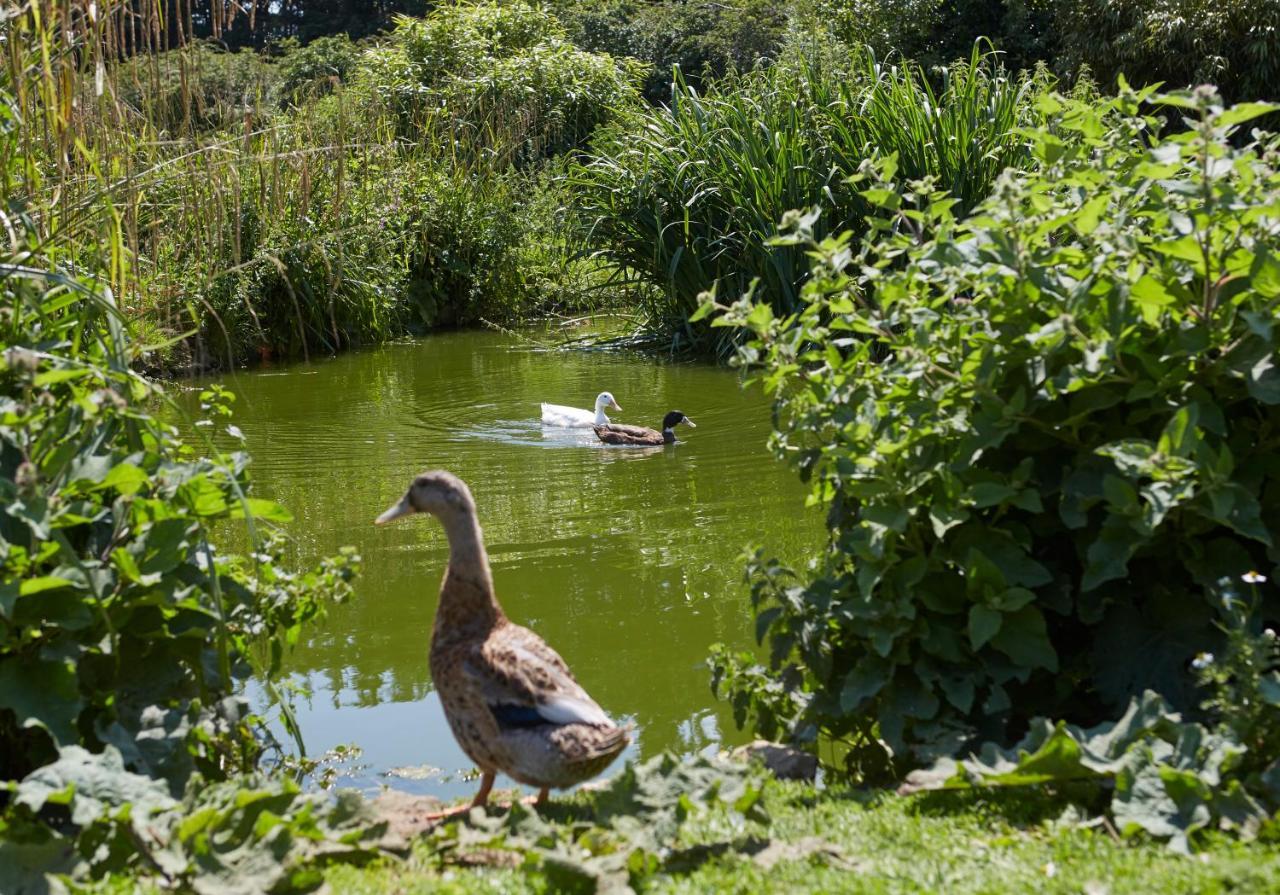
[{"left": 541, "top": 392, "right": 621, "bottom": 428}]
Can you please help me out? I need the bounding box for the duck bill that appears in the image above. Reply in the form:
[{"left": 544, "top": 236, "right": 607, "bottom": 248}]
[
  {"left": 610, "top": 401, "right": 622, "bottom": 411},
  {"left": 374, "top": 495, "right": 413, "bottom": 525},
  {"left": 683, "top": 418, "right": 696, "bottom": 428}
]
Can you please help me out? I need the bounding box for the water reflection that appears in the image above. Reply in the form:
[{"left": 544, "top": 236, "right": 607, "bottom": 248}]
[{"left": 189, "top": 329, "right": 819, "bottom": 798}]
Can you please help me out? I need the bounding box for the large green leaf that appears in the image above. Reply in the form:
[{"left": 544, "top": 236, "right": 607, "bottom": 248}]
[{"left": 0, "top": 656, "right": 83, "bottom": 748}]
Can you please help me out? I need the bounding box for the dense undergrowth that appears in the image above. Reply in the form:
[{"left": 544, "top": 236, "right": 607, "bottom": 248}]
[{"left": 710, "top": 85, "right": 1280, "bottom": 849}]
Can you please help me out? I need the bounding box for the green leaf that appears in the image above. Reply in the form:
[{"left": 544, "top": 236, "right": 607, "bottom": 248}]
[
  {"left": 990, "top": 606, "right": 1058, "bottom": 672},
  {"left": 0, "top": 656, "right": 83, "bottom": 747},
  {"left": 968, "top": 605, "right": 1002, "bottom": 651},
  {"left": 230, "top": 498, "right": 294, "bottom": 524},
  {"left": 1214, "top": 101, "right": 1280, "bottom": 128}
]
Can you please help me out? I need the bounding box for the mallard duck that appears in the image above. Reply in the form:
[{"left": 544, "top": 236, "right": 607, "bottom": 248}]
[
  {"left": 541, "top": 391, "right": 621, "bottom": 428},
  {"left": 374, "top": 471, "right": 629, "bottom": 811},
  {"left": 594, "top": 410, "right": 696, "bottom": 446}
]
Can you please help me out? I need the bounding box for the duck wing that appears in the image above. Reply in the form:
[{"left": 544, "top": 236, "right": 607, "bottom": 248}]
[
  {"left": 594, "top": 422, "right": 658, "bottom": 438},
  {"left": 463, "top": 625, "right": 614, "bottom": 730},
  {"left": 541, "top": 403, "right": 596, "bottom": 427}
]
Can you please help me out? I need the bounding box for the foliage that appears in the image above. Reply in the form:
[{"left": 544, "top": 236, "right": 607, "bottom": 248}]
[
  {"left": 552, "top": 0, "right": 790, "bottom": 103},
  {"left": 332, "top": 774, "right": 1280, "bottom": 894},
  {"left": 807, "top": 0, "right": 1059, "bottom": 74},
  {"left": 0, "top": 252, "right": 357, "bottom": 788},
  {"left": 113, "top": 42, "right": 282, "bottom": 135},
  {"left": 902, "top": 691, "right": 1278, "bottom": 853},
  {"left": 574, "top": 44, "right": 1045, "bottom": 355},
  {"left": 1055, "top": 0, "right": 1280, "bottom": 103},
  {"left": 361, "top": 1, "right": 644, "bottom": 162},
  {"left": 710, "top": 86, "right": 1280, "bottom": 792},
  {"left": 424, "top": 753, "right": 768, "bottom": 893},
  {"left": 277, "top": 35, "right": 361, "bottom": 100},
  {"left": 1, "top": 746, "right": 402, "bottom": 894}
]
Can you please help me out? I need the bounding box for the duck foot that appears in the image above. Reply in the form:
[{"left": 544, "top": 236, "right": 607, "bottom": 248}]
[{"left": 422, "top": 776, "right": 553, "bottom": 823}]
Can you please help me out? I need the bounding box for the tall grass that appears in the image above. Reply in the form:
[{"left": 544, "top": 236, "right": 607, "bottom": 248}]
[
  {"left": 5, "top": 0, "right": 636, "bottom": 373},
  {"left": 574, "top": 43, "right": 1050, "bottom": 355}
]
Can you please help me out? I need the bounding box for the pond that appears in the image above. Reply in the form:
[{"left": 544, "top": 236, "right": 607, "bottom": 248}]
[{"left": 191, "top": 328, "right": 820, "bottom": 800}]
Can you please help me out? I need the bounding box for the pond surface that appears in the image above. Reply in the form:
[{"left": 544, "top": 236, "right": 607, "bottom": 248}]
[{"left": 194, "top": 328, "right": 819, "bottom": 800}]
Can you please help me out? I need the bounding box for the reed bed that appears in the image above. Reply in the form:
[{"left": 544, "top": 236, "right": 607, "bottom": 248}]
[
  {"left": 573, "top": 44, "right": 1052, "bottom": 356},
  {"left": 5, "top": 0, "right": 634, "bottom": 372}
]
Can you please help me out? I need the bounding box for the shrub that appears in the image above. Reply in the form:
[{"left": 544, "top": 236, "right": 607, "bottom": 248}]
[
  {"left": 277, "top": 34, "right": 361, "bottom": 99},
  {"left": 360, "top": 1, "right": 644, "bottom": 161},
  {"left": 113, "top": 42, "right": 281, "bottom": 134},
  {"left": 1054, "top": 0, "right": 1280, "bottom": 103},
  {"left": 0, "top": 234, "right": 357, "bottom": 789},
  {"left": 710, "top": 86, "right": 1280, "bottom": 781},
  {"left": 574, "top": 44, "right": 1046, "bottom": 355},
  {"left": 806, "top": 0, "right": 1059, "bottom": 74},
  {"left": 553, "top": 0, "right": 790, "bottom": 103}
]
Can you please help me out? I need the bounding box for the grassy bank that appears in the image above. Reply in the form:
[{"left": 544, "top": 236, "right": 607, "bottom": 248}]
[
  {"left": 331, "top": 782, "right": 1280, "bottom": 894},
  {"left": 76, "top": 773, "right": 1280, "bottom": 894}
]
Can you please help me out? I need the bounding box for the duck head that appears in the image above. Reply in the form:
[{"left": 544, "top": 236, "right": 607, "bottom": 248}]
[
  {"left": 662, "top": 411, "right": 696, "bottom": 432},
  {"left": 375, "top": 470, "right": 475, "bottom": 524},
  {"left": 595, "top": 392, "right": 622, "bottom": 413}
]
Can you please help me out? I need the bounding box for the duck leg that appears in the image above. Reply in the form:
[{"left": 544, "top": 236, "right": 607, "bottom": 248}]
[
  {"left": 470, "top": 770, "right": 496, "bottom": 809},
  {"left": 421, "top": 770, "right": 497, "bottom": 822}
]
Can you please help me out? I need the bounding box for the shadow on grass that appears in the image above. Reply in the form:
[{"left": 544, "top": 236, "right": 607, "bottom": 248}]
[{"left": 902, "top": 782, "right": 1108, "bottom": 827}]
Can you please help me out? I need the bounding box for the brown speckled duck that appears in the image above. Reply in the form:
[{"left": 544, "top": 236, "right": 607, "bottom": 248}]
[
  {"left": 594, "top": 410, "right": 696, "bottom": 446},
  {"left": 374, "top": 470, "right": 629, "bottom": 810}
]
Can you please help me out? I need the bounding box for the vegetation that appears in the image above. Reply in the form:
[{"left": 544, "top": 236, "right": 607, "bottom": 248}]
[
  {"left": 329, "top": 778, "right": 1280, "bottom": 893},
  {"left": 710, "top": 84, "right": 1280, "bottom": 846},
  {"left": 575, "top": 43, "right": 1047, "bottom": 355},
  {"left": 6, "top": 0, "right": 1280, "bottom": 889}
]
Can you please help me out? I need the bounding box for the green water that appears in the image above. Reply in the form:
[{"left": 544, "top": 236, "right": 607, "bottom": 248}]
[{"left": 198, "top": 329, "right": 819, "bottom": 798}]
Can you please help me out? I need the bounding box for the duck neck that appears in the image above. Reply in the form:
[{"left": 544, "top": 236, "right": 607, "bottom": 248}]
[
  {"left": 435, "top": 508, "right": 504, "bottom": 636},
  {"left": 662, "top": 427, "right": 676, "bottom": 444},
  {"left": 594, "top": 407, "right": 610, "bottom": 425}
]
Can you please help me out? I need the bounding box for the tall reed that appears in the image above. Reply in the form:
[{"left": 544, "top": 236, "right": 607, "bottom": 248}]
[{"left": 574, "top": 43, "right": 1051, "bottom": 356}]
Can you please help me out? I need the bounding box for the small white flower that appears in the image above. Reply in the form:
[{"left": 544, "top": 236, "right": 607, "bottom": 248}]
[
  {"left": 1242, "top": 570, "right": 1267, "bottom": 584},
  {"left": 1191, "top": 652, "right": 1215, "bottom": 671}
]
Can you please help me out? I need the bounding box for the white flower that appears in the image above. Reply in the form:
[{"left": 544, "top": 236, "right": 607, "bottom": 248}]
[
  {"left": 1243, "top": 570, "right": 1267, "bottom": 584},
  {"left": 1191, "top": 652, "right": 1215, "bottom": 671}
]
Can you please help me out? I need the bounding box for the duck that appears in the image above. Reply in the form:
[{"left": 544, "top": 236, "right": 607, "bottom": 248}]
[
  {"left": 541, "top": 392, "right": 621, "bottom": 428},
  {"left": 374, "top": 471, "right": 629, "bottom": 812},
  {"left": 594, "top": 410, "right": 696, "bottom": 446}
]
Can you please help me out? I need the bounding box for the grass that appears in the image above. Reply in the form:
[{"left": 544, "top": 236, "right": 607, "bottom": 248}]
[
  {"left": 318, "top": 782, "right": 1280, "bottom": 894},
  {"left": 573, "top": 40, "right": 1049, "bottom": 357},
  {"left": 5, "top": 1, "right": 635, "bottom": 374}
]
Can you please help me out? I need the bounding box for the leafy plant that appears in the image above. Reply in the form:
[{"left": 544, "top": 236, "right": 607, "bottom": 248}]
[
  {"left": 361, "top": 1, "right": 644, "bottom": 162},
  {"left": 1, "top": 248, "right": 358, "bottom": 787},
  {"left": 426, "top": 753, "right": 768, "bottom": 892},
  {"left": 710, "top": 85, "right": 1280, "bottom": 789},
  {"left": 901, "top": 690, "right": 1276, "bottom": 853},
  {"left": 1, "top": 746, "right": 403, "bottom": 894},
  {"left": 277, "top": 34, "right": 361, "bottom": 100}
]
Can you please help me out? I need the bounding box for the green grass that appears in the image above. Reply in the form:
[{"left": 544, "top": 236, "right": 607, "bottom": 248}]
[{"left": 322, "top": 782, "right": 1280, "bottom": 894}]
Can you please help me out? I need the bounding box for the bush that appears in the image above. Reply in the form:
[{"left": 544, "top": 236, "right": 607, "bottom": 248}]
[
  {"left": 0, "top": 235, "right": 357, "bottom": 789},
  {"left": 710, "top": 86, "right": 1280, "bottom": 781},
  {"left": 1055, "top": 0, "right": 1280, "bottom": 103},
  {"left": 113, "top": 42, "right": 281, "bottom": 134},
  {"left": 574, "top": 44, "right": 1046, "bottom": 355},
  {"left": 553, "top": 0, "right": 790, "bottom": 103},
  {"left": 360, "top": 1, "right": 644, "bottom": 161},
  {"left": 277, "top": 34, "right": 361, "bottom": 99},
  {"left": 807, "top": 0, "right": 1059, "bottom": 74}
]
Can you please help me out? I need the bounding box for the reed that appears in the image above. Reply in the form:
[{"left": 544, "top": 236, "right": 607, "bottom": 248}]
[
  {"left": 5, "top": 1, "right": 634, "bottom": 373},
  {"left": 573, "top": 42, "right": 1051, "bottom": 356}
]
